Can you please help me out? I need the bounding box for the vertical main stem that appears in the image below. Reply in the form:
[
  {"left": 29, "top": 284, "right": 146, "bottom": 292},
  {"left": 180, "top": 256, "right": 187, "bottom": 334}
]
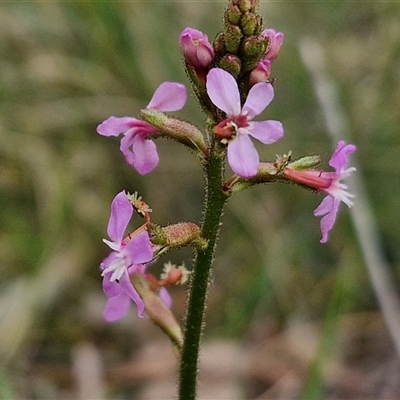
[{"left": 178, "top": 144, "right": 228, "bottom": 400}]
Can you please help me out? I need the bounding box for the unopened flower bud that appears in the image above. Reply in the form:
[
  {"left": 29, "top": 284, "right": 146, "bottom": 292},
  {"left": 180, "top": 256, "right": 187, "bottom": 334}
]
[
  {"left": 241, "top": 35, "right": 268, "bottom": 71},
  {"left": 213, "top": 32, "right": 226, "bottom": 56},
  {"left": 249, "top": 58, "right": 271, "bottom": 86},
  {"left": 262, "top": 28, "right": 284, "bottom": 61},
  {"left": 180, "top": 27, "right": 214, "bottom": 70},
  {"left": 225, "top": 25, "right": 243, "bottom": 53},
  {"left": 218, "top": 54, "right": 242, "bottom": 78},
  {"left": 238, "top": 0, "right": 256, "bottom": 13},
  {"left": 224, "top": 4, "right": 241, "bottom": 25},
  {"left": 240, "top": 12, "right": 258, "bottom": 36}
]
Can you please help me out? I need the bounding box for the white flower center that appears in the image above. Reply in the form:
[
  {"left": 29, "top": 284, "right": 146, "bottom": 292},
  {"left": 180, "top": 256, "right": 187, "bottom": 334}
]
[{"left": 102, "top": 251, "right": 129, "bottom": 282}]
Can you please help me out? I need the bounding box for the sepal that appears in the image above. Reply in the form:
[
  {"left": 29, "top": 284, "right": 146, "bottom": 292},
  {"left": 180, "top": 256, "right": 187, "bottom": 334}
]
[
  {"left": 287, "top": 155, "right": 322, "bottom": 170},
  {"left": 140, "top": 109, "right": 207, "bottom": 156},
  {"left": 149, "top": 222, "right": 207, "bottom": 253}
]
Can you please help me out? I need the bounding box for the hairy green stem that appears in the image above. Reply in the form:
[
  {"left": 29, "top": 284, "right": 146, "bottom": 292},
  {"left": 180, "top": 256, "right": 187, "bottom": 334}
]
[{"left": 178, "top": 143, "right": 228, "bottom": 400}]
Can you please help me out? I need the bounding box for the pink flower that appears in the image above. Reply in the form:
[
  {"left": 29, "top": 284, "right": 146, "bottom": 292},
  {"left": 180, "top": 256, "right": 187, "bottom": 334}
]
[
  {"left": 262, "top": 29, "right": 284, "bottom": 62},
  {"left": 100, "top": 191, "right": 154, "bottom": 321},
  {"left": 284, "top": 141, "right": 356, "bottom": 243},
  {"left": 206, "top": 68, "right": 284, "bottom": 178},
  {"left": 97, "top": 82, "right": 187, "bottom": 174},
  {"left": 180, "top": 27, "right": 214, "bottom": 71},
  {"left": 249, "top": 29, "right": 284, "bottom": 86},
  {"left": 249, "top": 59, "right": 272, "bottom": 87}
]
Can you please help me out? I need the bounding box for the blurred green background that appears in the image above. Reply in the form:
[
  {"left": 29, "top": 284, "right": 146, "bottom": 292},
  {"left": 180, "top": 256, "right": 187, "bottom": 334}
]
[{"left": 1, "top": 1, "right": 400, "bottom": 399}]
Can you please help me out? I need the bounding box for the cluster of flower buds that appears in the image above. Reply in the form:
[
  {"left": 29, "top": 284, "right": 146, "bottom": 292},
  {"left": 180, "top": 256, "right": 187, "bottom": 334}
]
[{"left": 180, "top": 0, "right": 283, "bottom": 98}]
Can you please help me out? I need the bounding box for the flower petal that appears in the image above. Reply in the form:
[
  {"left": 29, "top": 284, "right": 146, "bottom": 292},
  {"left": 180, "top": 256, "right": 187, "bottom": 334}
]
[
  {"left": 97, "top": 116, "right": 143, "bottom": 137},
  {"left": 314, "top": 195, "right": 340, "bottom": 244},
  {"left": 206, "top": 68, "right": 241, "bottom": 116},
  {"left": 119, "top": 132, "right": 137, "bottom": 167},
  {"left": 314, "top": 194, "right": 333, "bottom": 216},
  {"left": 262, "top": 29, "right": 284, "bottom": 61},
  {"left": 102, "top": 273, "right": 121, "bottom": 297},
  {"left": 107, "top": 191, "right": 132, "bottom": 244},
  {"left": 124, "top": 231, "right": 153, "bottom": 265},
  {"left": 242, "top": 82, "right": 274, "bottom": 119},
  {"left": 119, "top": 272, "right": 145, "bottom": 317},
  {"left": 227, "top": 134, "right": 259, "bottom": 178},
  {"left": 131, "top": 135, "right": 159, "bottom": 175},
  {"left": 147, "top": 82, "right": 187, "bottom": 112},
  {"left": 249, "top": 120, "right": 284, "bottom": 144},
  {"left": 329, "top": 141, "right": 356, "bottom": 172},
  {"left": 103, "top": 291, "right": 131, "bottom": 322}
]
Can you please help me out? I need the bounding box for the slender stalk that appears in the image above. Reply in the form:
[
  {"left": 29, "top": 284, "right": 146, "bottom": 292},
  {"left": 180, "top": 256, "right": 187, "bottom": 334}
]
[{"left": 178, "top": 142, "right": 228, "bottom": 400}]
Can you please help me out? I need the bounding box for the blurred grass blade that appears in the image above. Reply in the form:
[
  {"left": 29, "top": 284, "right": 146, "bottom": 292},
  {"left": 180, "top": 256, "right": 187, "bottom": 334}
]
[{"left": 0, "top": 369, "right": 15, "bottom": 400}]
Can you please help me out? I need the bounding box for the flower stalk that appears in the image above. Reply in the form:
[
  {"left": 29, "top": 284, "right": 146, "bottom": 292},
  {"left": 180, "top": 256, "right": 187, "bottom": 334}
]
[{"left": 179, "top": 140, "right": 230, "bottom": 400}]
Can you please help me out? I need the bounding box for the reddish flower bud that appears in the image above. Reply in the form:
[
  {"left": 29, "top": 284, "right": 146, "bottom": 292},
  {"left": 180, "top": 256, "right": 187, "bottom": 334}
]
[
  {"left": 180, "top": 27, "right": 214, "bottom": 70},
  {"left": 249, "top": 58, "right": 271, "bottom": 86}
]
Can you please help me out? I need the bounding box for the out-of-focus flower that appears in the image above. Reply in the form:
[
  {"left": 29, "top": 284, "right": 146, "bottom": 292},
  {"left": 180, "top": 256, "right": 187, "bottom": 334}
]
[
  {"left": 283, "top": 141, "right": 356, "bottom": 243},
  {"left": 100, "top": 191, "right": 153, "bottom": 321},
  {"left": 97, "top": 82, "right": 187, "bottom": 174},
  {"left": 206, "top": 68, "right": 284, "bottom": 178}
]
